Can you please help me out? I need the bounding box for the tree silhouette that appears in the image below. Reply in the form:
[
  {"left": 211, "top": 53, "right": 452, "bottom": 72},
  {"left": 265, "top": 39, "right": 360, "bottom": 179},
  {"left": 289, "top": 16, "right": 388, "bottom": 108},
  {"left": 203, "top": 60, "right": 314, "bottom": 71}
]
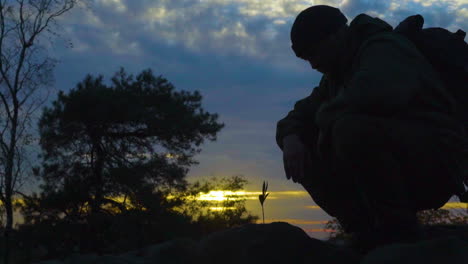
[{"left": 29, "top": 67, "right": 224, "bottom": 222}]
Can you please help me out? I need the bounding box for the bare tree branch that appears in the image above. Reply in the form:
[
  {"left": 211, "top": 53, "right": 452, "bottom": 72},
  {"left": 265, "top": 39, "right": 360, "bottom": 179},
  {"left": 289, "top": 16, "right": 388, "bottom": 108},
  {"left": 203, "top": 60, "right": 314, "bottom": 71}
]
[
  {"left": 0, "top": 171, "right": 5, "bottom": 202},
  {"left": 0, "top": 92, "right": 13, "bottom": 122},
  {"left": 13, "top": 189, "right": 30, "bottom": 201},
  {"left": 0, "top": 1, "right": 82, "bottom": 262},
  {"left": 11, "top": 144, "right": 21, "bottom": 193},
  {"left": 17, "top": 0, "right": 26, "bottom": 46},
  {"left": 0, "top": 112, "right": 11, "bottom": 141}
]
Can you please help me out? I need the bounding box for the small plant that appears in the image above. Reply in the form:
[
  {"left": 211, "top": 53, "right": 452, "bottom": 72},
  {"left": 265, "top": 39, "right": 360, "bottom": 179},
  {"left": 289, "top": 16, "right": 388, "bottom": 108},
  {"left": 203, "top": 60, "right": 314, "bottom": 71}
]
[{"left": 258, "top": 181, "right": 269, "bottom": 224}]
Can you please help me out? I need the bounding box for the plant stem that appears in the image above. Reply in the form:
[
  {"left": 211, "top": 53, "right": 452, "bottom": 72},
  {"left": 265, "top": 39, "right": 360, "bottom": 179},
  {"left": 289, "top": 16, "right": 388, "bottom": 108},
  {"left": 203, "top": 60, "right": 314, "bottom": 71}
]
[{"left": 262, "top": 206, "right": 265, "bottom": 224}]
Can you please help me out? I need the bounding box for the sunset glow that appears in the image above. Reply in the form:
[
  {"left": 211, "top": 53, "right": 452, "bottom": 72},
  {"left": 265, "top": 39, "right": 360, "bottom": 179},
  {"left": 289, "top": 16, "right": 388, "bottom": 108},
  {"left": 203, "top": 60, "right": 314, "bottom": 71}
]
[
  {"left": 194, "top": 190, "right": 313, "bottom": 202},
  {"left": 197, "top": 190, "right": 254, "bottom": 201},
  {"left": 261, "top": 219, "right": 329, "bottom": 225},
  {"left": 209, "top": 207, "right": 236, "bottom": 211},
  {"left": 7, "top": 194, "right": 468, "bottom": 209},
  {"left": 441, "top": 202, "right": 468, "bottom": 209},
  {"left": 165, "top": 153, "right": 178, "bottom": 159}
]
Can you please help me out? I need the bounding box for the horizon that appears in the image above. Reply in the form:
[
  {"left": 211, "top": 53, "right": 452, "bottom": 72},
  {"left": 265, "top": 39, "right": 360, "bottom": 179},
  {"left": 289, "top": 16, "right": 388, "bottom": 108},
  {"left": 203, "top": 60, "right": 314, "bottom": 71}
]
[{"left": 9, "top": 187, "right": 468, "bottom": 240}]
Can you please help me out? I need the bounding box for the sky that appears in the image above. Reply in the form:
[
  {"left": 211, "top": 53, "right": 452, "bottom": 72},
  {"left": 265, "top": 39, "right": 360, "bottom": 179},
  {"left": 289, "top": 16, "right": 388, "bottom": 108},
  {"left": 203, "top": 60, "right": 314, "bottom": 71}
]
[{"left": 15, "top": 0, "right": 468, "bottom": 239}]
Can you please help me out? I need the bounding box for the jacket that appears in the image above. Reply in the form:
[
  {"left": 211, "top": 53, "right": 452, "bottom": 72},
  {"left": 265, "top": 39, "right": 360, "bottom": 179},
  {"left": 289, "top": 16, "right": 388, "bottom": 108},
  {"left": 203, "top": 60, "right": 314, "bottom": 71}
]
[{"left": 276, "top": 14, "right": 461, "bottom": 158}]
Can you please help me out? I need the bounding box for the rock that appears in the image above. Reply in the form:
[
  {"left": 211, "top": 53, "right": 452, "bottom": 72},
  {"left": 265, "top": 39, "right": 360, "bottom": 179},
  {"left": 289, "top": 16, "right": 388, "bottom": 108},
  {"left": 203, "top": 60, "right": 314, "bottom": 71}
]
[
  {"left": 195, "top": 222, "right": 360, "bottom": 264},
  {"left": 36, "top": 253, "right": 143, "bottom": 264},
  {"left": 35, "top": 223, "right": 468, "bottom": 264},
  {"left": 76, "top": 255, "right": 132, "bottom": 264},
  {"left": 422, "top": 224, "right": 468, "bottom": 243},
  {"left": 34, "top": 261, "right": 62, "bottom": 264},
  {"left": 361, "top": 236, "right": 468, "bottom": 264},
  {"left": 32, "top": 245, "right": 49, "bottom": 260},
  {"left": 119, "top": 238, "right": 196, "bottom": 264},
  {"left": 61, "top": 254, "right": 99, "bottom": 264}
]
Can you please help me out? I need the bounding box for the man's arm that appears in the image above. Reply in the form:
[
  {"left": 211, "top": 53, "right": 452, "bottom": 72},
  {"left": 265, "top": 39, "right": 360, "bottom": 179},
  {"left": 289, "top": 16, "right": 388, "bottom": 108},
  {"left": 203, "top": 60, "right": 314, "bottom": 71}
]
[
  {"left": 316, "top": 33, "right": 423, "bottom": 130},
  {"left": 345, "top": 35, "right": 421, "bottom": 113},
  {"left": 276, "top": 77, "right": 328, "bottom": 150}
]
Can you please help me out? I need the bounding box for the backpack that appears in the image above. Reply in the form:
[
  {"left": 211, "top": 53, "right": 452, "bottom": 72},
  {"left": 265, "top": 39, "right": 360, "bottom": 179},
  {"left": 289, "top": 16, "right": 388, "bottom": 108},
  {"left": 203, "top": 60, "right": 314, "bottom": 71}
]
[{"left": 394, "top": 14, "right": 468, "bottom": 203}]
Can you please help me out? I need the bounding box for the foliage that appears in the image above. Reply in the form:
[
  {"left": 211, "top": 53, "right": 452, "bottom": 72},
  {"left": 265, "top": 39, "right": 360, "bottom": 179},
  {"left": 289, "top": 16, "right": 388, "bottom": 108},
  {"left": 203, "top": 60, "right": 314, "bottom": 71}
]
[
  {"left": 324, "top": 218, "right": 352, "bottom": 242},
  {"left": 416, "top": 207, "right": 467, "bottom": 225},
  {"left": 325, "top": 207, "right": 468, "bottom": 242},
  {"left": 175, "top": 175, "right": 259, "bottom": 235},
  {"left": 31, "top": 67, "right": 224, "bottom": 220},
  {"left": 14, "top": 175, "right": 258, "bottom": 262},
  {"left": 13, "top": 206, "right": 195, "bottom": 261},
  {"left": 16, "top": 181, "right": 194, "bottom": 259}
]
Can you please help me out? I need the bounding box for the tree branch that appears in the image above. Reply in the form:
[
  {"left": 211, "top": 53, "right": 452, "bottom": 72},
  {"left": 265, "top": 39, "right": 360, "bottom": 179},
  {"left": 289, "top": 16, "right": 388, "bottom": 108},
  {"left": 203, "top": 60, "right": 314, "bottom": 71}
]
[
  {"left": 0, "top": 2, "right": 19, "bottom": 98},
  {"left": 0, "top": 112, "right": 11, "bottom": 145},
  {"left": 11, "top": 144, "right": 22, "bottom": 192},
  {"left": 0, "top": 171, "right": 5, "bottom": 202},
  {"left": 13, "top": 189, "right": 30, "bottom": 202},
  {"left": 101, "top": 197, "right": 127, "bottom": 213},
  {"left": 105, "top": 130, "right": 149, "bottom": 138},
  {"left": 0, "top": 90, "right": 13, "bottom": 122},
  {"left": 35, "top": 0, "right": 75, "bottom": 40},
  {"left": 17, "top": 0, "right": 26, "bottom": 46}
]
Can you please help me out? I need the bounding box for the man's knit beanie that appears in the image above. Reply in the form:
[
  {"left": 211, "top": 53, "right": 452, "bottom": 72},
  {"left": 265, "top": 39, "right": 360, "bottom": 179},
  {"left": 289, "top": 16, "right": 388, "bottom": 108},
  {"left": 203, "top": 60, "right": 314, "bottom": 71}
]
[{"left": 291, "top": 5, "right": 348, "bottom": 58}]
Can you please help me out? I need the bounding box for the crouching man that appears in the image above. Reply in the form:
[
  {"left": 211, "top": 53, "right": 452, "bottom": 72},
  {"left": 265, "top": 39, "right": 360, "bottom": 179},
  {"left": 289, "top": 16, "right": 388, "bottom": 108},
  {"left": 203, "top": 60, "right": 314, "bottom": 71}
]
[{"left": 276, "top": 5, "right": 466, "bottom": 253}]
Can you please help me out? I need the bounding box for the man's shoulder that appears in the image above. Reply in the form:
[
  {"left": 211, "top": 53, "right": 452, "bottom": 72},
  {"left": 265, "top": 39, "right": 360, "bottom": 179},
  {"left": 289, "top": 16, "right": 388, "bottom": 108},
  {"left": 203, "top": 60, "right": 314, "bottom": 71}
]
[
  {"left": 347, "top": 14, "right": 421, "bottom": 59},
  {"left": 363, "top": 31, "right": 410, "bottom": 45},
  {"left": 349, "top": 13, "right": 392, "bottom": 32},
  {"left": 357, "top": 31, "right": 423, "bottom": 61}
]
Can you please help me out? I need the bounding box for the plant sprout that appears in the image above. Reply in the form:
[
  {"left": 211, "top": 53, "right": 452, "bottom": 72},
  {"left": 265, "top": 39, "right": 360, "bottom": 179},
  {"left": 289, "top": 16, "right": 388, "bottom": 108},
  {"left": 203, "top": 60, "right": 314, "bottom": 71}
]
[{"left": 258, "top": 181, "right": 269, "bottom": 224}]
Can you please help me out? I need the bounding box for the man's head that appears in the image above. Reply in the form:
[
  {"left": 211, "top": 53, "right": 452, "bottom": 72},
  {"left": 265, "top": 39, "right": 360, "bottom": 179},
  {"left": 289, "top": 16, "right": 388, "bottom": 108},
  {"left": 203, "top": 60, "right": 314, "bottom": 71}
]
[{"left": 291, "top": 5, "right": 348, "bottom": 74}]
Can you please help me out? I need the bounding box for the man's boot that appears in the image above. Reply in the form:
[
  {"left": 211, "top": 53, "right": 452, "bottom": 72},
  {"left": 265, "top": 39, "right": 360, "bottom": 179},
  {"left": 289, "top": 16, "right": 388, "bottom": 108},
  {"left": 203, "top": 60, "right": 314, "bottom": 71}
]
[
  {"left": 343, "top": 175, "right": 427, "bottom": 255},
  {"left": 334, "top": 148, "right": 426, "bottom": 255}
]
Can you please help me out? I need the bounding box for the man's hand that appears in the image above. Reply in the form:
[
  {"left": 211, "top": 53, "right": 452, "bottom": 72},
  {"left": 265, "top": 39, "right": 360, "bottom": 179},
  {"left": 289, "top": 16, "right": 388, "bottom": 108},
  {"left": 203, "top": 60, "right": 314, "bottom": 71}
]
[{"left": 282, "top": 134, "right": 312, "bottom": 183}]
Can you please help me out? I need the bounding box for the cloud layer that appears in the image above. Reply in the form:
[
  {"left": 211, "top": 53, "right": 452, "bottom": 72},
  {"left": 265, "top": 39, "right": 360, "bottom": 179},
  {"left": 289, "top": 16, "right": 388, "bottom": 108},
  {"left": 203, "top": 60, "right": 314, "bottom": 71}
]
[{"left": 59, "top": 0, "right": 467, "bottom": 60}]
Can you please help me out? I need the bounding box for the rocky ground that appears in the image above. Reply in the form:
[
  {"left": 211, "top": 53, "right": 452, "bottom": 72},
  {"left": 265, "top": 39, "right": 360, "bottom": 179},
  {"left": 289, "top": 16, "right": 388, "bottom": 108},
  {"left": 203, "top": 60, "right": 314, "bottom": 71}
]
[{"left": 36, "top": 222, "right": 468, "bottom": 264}]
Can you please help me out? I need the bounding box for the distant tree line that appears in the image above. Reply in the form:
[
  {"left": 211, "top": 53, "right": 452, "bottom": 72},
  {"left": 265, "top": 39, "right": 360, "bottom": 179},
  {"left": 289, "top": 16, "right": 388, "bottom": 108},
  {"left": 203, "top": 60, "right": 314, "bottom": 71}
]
[{"left": 325, "top": 207, "right": 468, "bottom": 242}]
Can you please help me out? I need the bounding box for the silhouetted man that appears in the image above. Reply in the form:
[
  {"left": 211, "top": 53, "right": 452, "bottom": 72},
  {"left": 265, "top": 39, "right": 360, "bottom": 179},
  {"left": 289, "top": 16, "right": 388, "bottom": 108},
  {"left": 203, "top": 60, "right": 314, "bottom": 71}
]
[{"left": 276, "top": 5, "right": 466, "bottom": 253}]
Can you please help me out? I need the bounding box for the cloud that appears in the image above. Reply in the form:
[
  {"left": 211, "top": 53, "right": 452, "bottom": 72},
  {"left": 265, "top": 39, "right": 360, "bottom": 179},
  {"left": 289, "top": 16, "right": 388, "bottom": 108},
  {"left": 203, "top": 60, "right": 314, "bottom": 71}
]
[
  {"left": 98, "top": 0, "right": 127, "bottom": 13},
  {"left": 53, "top": 0, "right": 467, "bottom": 74},
  {"left": 340, "top": 0, "right": 392, "bottom": 18}
]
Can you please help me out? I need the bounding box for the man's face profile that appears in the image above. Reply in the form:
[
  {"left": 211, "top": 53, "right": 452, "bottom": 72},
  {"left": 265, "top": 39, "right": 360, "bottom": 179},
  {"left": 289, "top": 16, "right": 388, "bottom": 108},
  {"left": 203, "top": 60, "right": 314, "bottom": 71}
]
[{"left": 300, "top": 32, "right": 341, "bottom": 74}]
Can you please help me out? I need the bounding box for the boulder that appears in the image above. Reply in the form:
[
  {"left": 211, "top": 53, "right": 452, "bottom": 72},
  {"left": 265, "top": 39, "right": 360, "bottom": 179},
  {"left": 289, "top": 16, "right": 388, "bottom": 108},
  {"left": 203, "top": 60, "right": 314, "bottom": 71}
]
[
  {"left": 195, "top": 221, "right": 360, "bottom": 264},
  {"left": 34, "top": 223, "right": 468, "bottom": 264},
  {"left": 118, "top": 238, "right": 196, "bottom": 264}
]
